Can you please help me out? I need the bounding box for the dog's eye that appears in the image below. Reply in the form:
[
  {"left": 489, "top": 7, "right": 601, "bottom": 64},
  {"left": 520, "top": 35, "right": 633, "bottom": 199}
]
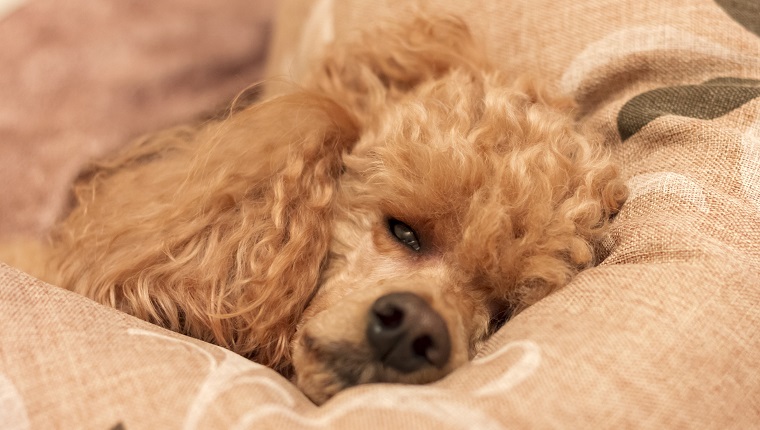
[{"left": 388, "top": 218, "right": 421, "bottom": 252}]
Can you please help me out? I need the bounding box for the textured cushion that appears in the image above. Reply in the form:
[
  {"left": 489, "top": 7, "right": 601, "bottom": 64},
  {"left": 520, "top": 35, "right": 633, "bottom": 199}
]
[{"left": 2, "top": 0, "right": 759, "bottom": 428}]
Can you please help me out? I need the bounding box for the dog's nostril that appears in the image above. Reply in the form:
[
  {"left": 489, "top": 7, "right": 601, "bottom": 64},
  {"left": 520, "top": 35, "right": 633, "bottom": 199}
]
[
  {"left": 366, "top": 292, "right": 451, "bottom": 373},
  {"left": 374, "top": 302, "right": 405, "bottom": 329},
  {"left": 412, "top": 335, "right": 433, "bottom": 358}
]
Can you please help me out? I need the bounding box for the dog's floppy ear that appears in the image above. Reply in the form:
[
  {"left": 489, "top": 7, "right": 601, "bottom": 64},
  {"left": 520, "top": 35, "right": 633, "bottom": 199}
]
[
  {"left": 50, "top": 91, "right": 359, "bottom": 374},
  {"left": 308, "top": 15, "right": 485, "bottom": 121}
]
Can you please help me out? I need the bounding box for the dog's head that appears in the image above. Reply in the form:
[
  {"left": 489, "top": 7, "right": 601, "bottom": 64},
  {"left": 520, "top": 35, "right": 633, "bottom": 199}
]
[
  {"left": 50, "top": 15, "right": 626, "bottom": 406},
  {"left": 287, "top": 17, "right": 627, "bottom": 403}
]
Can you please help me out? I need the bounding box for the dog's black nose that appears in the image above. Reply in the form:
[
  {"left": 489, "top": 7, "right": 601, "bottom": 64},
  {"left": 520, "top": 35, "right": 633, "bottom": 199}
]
[{"left": 366, "top": 292, "right": 451, "bottom": 373}]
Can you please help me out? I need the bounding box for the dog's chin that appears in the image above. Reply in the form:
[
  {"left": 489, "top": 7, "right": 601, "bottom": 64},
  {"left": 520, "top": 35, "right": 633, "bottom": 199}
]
[{"left": 292, "top": 331, "right": 456, "bottom": 405}]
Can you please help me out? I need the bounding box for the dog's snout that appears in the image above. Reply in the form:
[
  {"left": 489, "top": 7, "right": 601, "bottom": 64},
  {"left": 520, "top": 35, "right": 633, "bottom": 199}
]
[{"left": 366, "top": 292, "right": 451, "bottom": 373}]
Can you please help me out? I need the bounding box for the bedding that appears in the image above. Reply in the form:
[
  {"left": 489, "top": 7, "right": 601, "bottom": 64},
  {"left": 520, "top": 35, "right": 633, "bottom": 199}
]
[{"left": 0, "top": 0, "right": 274, "bottom": 240}]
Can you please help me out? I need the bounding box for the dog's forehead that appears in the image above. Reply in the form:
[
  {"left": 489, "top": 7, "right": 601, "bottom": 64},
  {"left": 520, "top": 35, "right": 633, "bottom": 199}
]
[
  {"left": 354, "top": 91, "right": 514, "bottom": 195},
  {"left": 360, "top": 71, "right": 525, "bottom": 156}
]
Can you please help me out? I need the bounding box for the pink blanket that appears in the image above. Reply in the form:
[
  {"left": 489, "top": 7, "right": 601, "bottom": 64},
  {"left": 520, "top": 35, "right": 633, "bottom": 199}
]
[{"left": 0, "top": 0, "right": 274, "bottom": 239}]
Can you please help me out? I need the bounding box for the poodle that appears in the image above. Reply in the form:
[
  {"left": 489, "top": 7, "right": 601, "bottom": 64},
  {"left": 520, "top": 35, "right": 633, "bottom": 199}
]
[{"left": 20, "top": 15, "right": 627, "bottom": 404}]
